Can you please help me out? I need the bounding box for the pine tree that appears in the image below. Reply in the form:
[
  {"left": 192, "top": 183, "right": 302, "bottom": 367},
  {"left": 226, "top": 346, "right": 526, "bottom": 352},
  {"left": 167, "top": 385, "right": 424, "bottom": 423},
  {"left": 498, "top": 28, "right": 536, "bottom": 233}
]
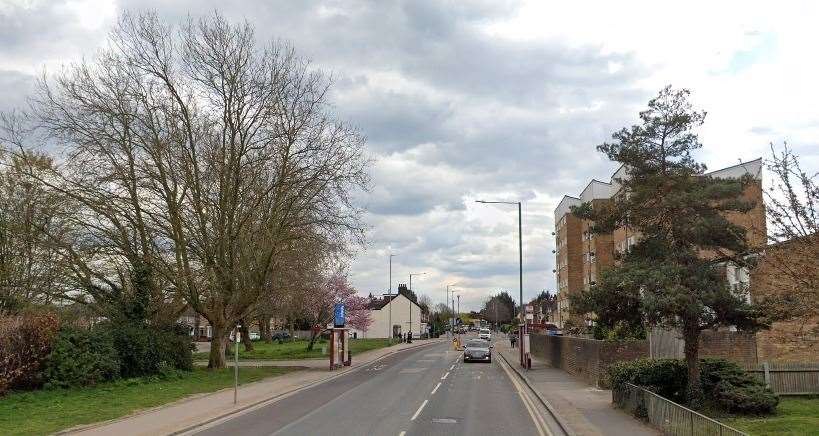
[{"left": 571, "top": 86, "right": 769, "bottom": 403}]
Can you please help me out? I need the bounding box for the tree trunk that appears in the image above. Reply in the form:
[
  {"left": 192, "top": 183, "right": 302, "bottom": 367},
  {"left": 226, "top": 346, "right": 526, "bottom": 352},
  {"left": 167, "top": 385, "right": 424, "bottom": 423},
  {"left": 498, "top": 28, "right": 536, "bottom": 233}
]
[
  {"left": 208, "top": 325, "right": 228, "bottom": 369},
  {"left": 240, "top": 319, "right": 254, "bottom": 352},
  {"left": 683, "top": 320, "right": 703, "bottom": 405},
  {"left": 258, "top": 316, "right": 272, "bottom": 343},
  {"left": 288, "top": 320, "right": 295, "bottom": 342},
  {"left": 307, "top": 329, "right": 319, "bottom": 351}
]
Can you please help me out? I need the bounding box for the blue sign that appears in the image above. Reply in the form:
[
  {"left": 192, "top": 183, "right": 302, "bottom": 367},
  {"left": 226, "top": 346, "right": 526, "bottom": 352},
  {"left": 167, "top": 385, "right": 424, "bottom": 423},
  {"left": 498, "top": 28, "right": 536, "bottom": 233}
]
[{"left": 333, "top": 303, "right": 345, "bottom": 327}]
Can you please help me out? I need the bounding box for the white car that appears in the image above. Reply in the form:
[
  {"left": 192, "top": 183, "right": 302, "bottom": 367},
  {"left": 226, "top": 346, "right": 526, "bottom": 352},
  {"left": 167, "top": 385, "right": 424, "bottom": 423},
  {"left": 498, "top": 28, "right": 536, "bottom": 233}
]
[{"left": 478, "top": 328, "right": 491, "bottom": 341}]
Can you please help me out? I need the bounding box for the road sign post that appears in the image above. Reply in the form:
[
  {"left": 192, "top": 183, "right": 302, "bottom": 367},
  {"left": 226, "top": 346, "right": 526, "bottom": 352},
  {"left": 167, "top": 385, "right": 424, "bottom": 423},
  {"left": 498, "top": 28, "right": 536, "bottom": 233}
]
[{"left": 234, "top": 325, "right": 240, "bottom": 404}]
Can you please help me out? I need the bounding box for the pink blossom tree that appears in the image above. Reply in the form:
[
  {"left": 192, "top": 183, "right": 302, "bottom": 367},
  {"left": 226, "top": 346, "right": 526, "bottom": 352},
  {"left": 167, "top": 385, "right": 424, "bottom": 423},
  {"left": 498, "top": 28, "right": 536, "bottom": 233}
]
[{"left": 302, "top": 272, "right": 371, "bottom": 350}]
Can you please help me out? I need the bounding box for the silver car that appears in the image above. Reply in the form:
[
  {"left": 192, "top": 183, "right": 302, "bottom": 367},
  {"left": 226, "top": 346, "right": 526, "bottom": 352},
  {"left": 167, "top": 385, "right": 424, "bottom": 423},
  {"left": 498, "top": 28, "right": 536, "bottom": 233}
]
[{"left": 463, "top": 339, "right": 492, "bottom": 363}]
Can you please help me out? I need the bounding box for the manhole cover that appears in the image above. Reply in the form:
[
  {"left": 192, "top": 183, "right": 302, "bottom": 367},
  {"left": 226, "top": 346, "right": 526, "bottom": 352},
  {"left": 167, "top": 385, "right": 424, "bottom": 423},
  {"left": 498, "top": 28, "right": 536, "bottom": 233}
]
[
  {"left": 432, "top": 418, "right": 458, "bottom": 424},
  {"left": 399, "top": 367, "right": 427, "bottom": 374}
]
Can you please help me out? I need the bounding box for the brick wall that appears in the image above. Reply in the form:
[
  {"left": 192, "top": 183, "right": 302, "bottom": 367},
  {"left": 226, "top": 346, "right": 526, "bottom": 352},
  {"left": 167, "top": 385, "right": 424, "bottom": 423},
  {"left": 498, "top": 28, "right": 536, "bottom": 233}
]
[{"left": 699, "top": 330, "right": 758, "bottom": 365}]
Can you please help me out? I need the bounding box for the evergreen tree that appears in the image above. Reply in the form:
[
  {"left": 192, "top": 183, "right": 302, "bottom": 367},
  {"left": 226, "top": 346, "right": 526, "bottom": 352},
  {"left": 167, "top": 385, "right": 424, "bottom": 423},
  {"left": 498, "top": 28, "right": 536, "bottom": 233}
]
[{"left": 570, "top": 86, "right": 769, "bottom": 403}]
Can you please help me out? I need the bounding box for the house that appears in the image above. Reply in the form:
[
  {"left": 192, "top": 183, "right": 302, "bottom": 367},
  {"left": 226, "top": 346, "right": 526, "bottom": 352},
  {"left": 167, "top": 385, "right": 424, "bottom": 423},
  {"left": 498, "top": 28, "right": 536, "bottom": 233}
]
[{"left": 350, "top": 288, "right": 426, "bottom": 339}]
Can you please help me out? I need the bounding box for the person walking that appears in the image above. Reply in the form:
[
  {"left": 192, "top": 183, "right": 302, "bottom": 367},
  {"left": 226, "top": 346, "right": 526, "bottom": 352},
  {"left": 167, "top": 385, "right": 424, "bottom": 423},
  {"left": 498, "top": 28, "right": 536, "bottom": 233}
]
[{"left": 510, "top": 331, "right": 517, "bottom": 348}]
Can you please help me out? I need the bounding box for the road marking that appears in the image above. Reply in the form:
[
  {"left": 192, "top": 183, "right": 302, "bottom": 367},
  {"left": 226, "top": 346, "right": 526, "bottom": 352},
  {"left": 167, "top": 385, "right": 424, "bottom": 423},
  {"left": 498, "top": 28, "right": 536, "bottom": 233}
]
[
  {"left": 398, "top": 432, "right": 406, "bottom": 436},
  {"left": 450, "top": 364, "right": 455, "bottom": 370},
  {"left": 432, "top": 418, "right": 457, "bottom": 424},
  {"left": 410, "top": 399, "right": 428, "bottom": 421},
  {"left": 498, "top": 356, "right": 550, "bottom": 436},
  {"left": 441, "top": 371, "right": 450, "bottom": 380},
  {"left": 430, "top": 382, "right": 442, "bottom": 395}
]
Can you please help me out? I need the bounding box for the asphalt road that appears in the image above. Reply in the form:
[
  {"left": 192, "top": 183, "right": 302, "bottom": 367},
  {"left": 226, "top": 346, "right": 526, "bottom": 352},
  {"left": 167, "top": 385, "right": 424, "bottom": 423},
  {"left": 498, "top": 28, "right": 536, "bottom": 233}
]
[{"left": 194, "top": 337, "right": 556, "bottom": 436}]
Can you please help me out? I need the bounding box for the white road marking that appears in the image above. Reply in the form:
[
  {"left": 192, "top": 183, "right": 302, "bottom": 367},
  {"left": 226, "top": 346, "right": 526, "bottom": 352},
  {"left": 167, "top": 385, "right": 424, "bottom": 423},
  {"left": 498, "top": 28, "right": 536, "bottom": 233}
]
[
  {"left": 410, "top": 399, "right": 428, "bottom": 421},
  {"left": 430, "top": 382, "right": 442, "bottom": 395},
  {"left": 398, "top": 432, "right": 406, "bottom": 436},
  {"left": 450, "top": 364, "right": 455, "bottom": 370},
  {"left": 441, "top": 371, "right": 450, "bottom": 380}
]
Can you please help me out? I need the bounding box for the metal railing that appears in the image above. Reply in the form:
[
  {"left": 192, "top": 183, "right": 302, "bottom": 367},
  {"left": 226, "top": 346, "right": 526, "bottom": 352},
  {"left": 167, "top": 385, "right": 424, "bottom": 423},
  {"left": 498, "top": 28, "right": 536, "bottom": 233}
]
[{"left": 613, "top": 383, "right": 748, "bottom": 436}]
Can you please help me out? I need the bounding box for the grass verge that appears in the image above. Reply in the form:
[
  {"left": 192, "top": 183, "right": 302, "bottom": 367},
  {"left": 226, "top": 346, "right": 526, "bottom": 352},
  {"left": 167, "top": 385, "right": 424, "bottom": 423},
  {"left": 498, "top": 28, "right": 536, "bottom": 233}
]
[
  {"left": 0, "top": 366, "right": 298, "bottom": 436},
  {"left": 194, "top": 338, "right": 394, "bottom": 360},
  {"left": 722, "top": 396, "right": 819, "bottom": 436}
]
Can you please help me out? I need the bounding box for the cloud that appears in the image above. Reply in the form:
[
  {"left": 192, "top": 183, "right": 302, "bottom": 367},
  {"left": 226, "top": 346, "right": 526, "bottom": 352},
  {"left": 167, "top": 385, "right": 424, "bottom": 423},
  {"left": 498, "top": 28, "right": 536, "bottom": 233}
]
[{"left": 2, "top": 0, "right": 818, "bottom": 312}]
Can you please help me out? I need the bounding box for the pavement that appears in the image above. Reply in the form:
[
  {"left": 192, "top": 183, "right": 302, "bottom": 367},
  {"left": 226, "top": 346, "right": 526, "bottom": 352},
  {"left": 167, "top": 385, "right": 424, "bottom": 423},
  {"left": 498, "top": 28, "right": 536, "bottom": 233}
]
[
  {"left": 64, "top": 339, "right": 445, "bottom": 436},
  {"left": 192, "top": 335, "right": 560, "bottom": 436},
  {"left": 494, "top": 339, "right": 658, "bottom": 436}
]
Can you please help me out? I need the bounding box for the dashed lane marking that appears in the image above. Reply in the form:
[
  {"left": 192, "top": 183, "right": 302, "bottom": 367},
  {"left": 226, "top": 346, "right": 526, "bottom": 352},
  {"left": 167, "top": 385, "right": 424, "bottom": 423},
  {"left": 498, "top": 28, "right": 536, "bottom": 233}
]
[
  {"left": 430, "top": 382, "right": 442, "bottom": 395},
  {"left": 410, "top": 399, "right": 428, "bottom": 421},
  {"left": 441, "top": 371, "right": 450, "bottom": 380}
]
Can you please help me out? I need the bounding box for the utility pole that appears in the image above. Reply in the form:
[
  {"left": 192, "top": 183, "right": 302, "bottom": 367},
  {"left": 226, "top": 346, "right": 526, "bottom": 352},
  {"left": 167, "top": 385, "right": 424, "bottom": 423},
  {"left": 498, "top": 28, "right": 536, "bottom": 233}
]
[{"left": 408, "top": 272, "right": 426, "bottom": 336}]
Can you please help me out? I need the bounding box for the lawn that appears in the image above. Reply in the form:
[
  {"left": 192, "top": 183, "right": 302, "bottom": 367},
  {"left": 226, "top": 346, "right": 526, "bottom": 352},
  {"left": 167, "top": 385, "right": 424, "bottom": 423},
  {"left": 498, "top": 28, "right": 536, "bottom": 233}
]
[
  {"left": 722, "top": 397, "right": 819, "bottom": 436},
  {"left": 194, "top": 338, "right": 394, "bottom": 360},
  {"left": 0, "top": 366, "right": 297, "bottom": 436}
]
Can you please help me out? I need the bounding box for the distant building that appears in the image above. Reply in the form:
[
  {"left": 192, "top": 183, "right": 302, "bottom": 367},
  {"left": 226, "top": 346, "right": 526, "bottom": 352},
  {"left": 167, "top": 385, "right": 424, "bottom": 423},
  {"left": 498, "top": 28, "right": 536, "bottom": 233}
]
[{"left": 351, "top": 288, "right": 425, "bottom": 339}]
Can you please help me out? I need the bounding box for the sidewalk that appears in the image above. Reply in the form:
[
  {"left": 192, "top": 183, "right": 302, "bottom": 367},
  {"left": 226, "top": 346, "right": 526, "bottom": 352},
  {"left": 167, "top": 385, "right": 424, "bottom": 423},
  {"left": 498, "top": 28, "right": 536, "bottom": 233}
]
[
  {"left": 495, "top": 340, "right": 658, "bottom": 436},
  {"left": 65, "top": 339, "right": 444, "bottom": 436}
]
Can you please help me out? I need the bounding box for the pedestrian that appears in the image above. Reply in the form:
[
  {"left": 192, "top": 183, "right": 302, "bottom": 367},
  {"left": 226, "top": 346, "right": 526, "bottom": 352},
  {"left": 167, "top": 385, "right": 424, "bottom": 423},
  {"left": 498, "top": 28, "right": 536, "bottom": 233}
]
[{"left": 510, "top": 331, "right": 517, "bottom": 348}]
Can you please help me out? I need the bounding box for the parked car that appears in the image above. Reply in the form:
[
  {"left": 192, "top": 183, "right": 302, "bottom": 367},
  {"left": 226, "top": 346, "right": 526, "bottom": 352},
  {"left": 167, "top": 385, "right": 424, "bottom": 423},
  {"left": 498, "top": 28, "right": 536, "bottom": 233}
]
[
  {"left": 478, "top": 328, "right": 491, "bottom": 341},
  {"left": 271, "top": 331, "right": 291, "bottom": 341},
  {"left": 249, "top": 332, "right": 260, "bottom": 340},
  {"left": 463, "top": 339, "right": 492, "bottom": 363}
]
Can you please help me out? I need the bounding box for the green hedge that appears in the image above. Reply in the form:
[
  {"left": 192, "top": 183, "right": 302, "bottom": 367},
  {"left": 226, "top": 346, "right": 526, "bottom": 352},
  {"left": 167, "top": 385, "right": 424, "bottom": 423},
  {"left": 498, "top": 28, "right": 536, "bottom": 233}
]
[
  {"left": 608, "top": 358, "right": 778, "bottom": 415},
  {"left": 44, "top": 328, "right": 120, "bottom": 388},
  {"left": 109, "top": 323, "right": 193, "bottom": 378}
]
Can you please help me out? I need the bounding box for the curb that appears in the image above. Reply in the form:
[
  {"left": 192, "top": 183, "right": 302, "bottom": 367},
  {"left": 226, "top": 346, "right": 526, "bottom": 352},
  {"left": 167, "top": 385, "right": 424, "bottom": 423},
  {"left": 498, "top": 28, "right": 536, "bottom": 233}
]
[
  {"left": 61, "top": 340, "right": 444, "bottom": 435},
  {"left": 497, "top": 348, "right": 576, "bottom": 436}
]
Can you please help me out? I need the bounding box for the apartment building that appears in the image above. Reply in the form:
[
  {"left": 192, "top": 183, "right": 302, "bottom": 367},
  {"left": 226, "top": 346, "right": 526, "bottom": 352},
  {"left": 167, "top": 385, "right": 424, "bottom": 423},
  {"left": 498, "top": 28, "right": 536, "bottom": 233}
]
[{"left": 549, "top": 158, "right": 765, "bottom": 328}]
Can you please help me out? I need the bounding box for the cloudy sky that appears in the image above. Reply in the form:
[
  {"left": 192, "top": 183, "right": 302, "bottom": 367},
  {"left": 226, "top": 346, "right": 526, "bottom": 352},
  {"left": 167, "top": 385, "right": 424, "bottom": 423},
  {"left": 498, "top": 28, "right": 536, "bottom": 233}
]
[{"left": 2, "top": 0, "right": 818, "bottom": 311}]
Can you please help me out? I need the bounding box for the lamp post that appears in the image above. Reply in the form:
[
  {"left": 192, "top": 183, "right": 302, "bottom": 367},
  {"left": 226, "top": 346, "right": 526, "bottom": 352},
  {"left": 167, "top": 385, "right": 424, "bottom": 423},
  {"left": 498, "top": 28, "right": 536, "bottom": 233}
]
[
  {"left": 475, "top": 200, "right": 523, "bottom": 322},
  {"left": 408, "top": 272, "right": 426, "bottom": 336},
  {"left": 476, "top": 199, "right": 525, "bottom": 366},
  {"left": 446, "top": 283, "right": 457, "bottom": 336},
  {"left": 388, "top": 253, "right": 397, "bottom": 341}
]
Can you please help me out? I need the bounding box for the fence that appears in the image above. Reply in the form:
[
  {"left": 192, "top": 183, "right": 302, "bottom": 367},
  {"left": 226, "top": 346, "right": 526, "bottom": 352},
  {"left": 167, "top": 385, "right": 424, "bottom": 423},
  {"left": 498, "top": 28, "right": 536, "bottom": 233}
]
[
  {"left": 614, "top": 383, "right": 747, "bottom": 436},
  {"left": 743, "top": 362, "right": 819, "bottom": 395}
]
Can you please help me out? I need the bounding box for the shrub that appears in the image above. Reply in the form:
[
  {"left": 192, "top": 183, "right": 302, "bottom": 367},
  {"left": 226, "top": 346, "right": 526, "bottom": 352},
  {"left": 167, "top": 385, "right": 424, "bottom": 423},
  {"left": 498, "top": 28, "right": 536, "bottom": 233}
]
[
  {"left": 700, "top": 358, "right": 778, "bottom": 414},
  {"left": 44, "top": 328, "right": 120, "bottom": 388},
  {"left": 0, "top": 312, "right": 60, "bottom": 394},
  {"left": 107, "top": 322, "right": 193, "bottom": 378},
  {"left": 609, "top": 357, "right": 778, "bottom": 415}
]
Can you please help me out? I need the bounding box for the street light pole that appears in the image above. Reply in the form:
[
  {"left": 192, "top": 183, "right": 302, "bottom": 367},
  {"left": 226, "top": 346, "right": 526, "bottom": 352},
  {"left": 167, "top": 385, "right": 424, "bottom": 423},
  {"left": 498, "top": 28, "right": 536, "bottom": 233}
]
[
  {"left": 388, "top": 253, "right": 397, "bottom": 341},
  {"left": 408, "top": 272, "right": 426, "bottom": 336},
  {"left": 446, "top": 283, "right": 457, "bottom": 337},
  {"left": 475, "top": 200, "right": 524, "bottom": 323}
]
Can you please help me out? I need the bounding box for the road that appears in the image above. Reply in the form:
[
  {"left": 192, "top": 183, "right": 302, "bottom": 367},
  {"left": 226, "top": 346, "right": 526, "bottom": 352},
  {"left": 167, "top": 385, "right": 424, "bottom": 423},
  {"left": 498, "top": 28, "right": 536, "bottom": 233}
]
[{"left": 192, "top": 337, "right": 561, "bottom": 436}]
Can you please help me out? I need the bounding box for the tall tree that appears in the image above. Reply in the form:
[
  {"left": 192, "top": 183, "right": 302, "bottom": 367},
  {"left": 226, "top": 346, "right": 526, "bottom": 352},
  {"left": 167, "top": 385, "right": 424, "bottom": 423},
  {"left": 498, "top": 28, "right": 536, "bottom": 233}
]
[
  {"left": 3, "top": 12, "right": 369, "bottom": 368},
  {"left": 570, "top": 86, "right": 768, "bottom": 403}
]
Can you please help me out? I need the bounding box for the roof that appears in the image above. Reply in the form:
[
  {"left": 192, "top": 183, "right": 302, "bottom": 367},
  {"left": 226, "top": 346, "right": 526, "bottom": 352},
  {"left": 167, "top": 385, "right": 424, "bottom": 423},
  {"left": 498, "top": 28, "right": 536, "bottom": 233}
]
[
  {"left": 365, "top": 293, "right": 421, "bottom": 311},
  {"left": 554, "top": 195, "right": 582, "bottom": 221}
]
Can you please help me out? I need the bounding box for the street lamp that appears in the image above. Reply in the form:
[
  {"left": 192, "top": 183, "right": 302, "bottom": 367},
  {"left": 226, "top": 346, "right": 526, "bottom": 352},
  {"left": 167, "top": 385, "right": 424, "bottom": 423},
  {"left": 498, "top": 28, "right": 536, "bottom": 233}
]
[
  {"left": 408, "top": 272, "right": 426, "bottom": 336},
  {"left": 476, "top": 199, "right": 527, "bottom": 368},
  {"left": 446, "top": 282, "right": 458, "bottom": 336},
  {"left": 475, "top": 200, "right": 523, "bottom": 323},
  {"left": 388, "top": 253, "right": 397, "bottom": 341}
]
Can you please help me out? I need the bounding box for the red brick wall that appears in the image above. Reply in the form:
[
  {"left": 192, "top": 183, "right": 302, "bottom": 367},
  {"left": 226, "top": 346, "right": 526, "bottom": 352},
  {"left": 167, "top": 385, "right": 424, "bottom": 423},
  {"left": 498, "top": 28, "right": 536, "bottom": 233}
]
[{"left": 698, "top": 330, "right": 758, "bottom": 365}]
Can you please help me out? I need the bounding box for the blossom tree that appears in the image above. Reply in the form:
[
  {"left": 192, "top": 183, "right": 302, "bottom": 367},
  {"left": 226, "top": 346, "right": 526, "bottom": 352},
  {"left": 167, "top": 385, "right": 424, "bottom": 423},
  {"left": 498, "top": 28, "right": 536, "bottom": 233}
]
[{"left": 301, "top": 272, "right": 371, "bottom": 350}]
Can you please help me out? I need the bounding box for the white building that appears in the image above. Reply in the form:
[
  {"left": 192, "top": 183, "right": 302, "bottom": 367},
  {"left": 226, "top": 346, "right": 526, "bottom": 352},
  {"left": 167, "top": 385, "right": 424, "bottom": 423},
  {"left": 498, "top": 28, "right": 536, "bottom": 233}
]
[{"left": 350, "top": 292, "right": 426, "bottom": 339}]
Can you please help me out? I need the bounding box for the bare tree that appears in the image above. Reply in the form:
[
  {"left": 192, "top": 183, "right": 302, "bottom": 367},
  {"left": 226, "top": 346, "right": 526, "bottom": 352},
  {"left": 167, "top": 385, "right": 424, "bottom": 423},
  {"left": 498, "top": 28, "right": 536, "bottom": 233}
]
[
  {"left": 4, "top": 11, "right": 369, "bottom": 368},
  {"left": 758, "top": 143, "right": 818, "bottom": 336}
]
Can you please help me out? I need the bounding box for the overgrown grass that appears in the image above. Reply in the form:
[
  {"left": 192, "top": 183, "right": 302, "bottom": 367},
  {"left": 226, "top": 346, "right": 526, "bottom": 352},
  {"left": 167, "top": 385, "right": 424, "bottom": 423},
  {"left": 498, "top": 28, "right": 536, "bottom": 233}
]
[
  {"left": 722, "top": 396, "right": 819, "bottom": 436},
  {"left": 0, "top": 366, "right": 297, "bottom": 436},
  {"left": 194, "top": 338, "right": 393, "bottom": 360}
]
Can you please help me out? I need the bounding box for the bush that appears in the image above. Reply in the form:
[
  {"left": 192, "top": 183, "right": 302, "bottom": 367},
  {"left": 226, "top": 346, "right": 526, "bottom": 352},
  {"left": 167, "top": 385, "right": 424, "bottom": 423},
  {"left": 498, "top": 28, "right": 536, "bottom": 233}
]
[
  {"left": 102, "top": 322, "right": 193, "bottom": 378},
  {"left": 608, "top": 357, "right": 778, "bottom": 415},
  {"left": 0, "top": 312, "right": 60, "bottom": 394},
  {"left": 700, "top": 358, "right": 778, "bottom": 414},
  {"left": 44, "top": 328, "right": 120, "bottom": 388}
]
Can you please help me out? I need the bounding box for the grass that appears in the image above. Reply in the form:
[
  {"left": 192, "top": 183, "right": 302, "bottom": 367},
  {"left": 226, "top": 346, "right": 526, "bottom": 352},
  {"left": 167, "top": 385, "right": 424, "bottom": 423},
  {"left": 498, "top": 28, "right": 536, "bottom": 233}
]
[
  {"left": 722, "top": 396, "right": 819, "bottom": 435},
  {"left": 0, "top": 366, "right": 297, "bottom": 436},
  {"left": 194, "top": 338, "right": 394, "bottom": 361}
]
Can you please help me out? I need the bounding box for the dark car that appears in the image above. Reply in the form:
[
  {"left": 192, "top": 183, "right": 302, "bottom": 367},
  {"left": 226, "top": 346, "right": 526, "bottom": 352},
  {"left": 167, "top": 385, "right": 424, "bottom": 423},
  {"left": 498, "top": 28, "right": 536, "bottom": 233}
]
[
  {"left": 271, "top": 331, "right": 291, "bottom": 341},
  {"left": 463, "top": 339, "right": 492, "bottom": 363}
]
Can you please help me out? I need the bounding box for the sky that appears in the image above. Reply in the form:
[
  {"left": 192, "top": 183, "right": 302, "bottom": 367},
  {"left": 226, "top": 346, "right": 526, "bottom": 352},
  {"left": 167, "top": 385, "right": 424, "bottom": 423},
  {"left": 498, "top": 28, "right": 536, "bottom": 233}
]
[{"left": 2, "top": 0, "right": 818, "bottom": 312}]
